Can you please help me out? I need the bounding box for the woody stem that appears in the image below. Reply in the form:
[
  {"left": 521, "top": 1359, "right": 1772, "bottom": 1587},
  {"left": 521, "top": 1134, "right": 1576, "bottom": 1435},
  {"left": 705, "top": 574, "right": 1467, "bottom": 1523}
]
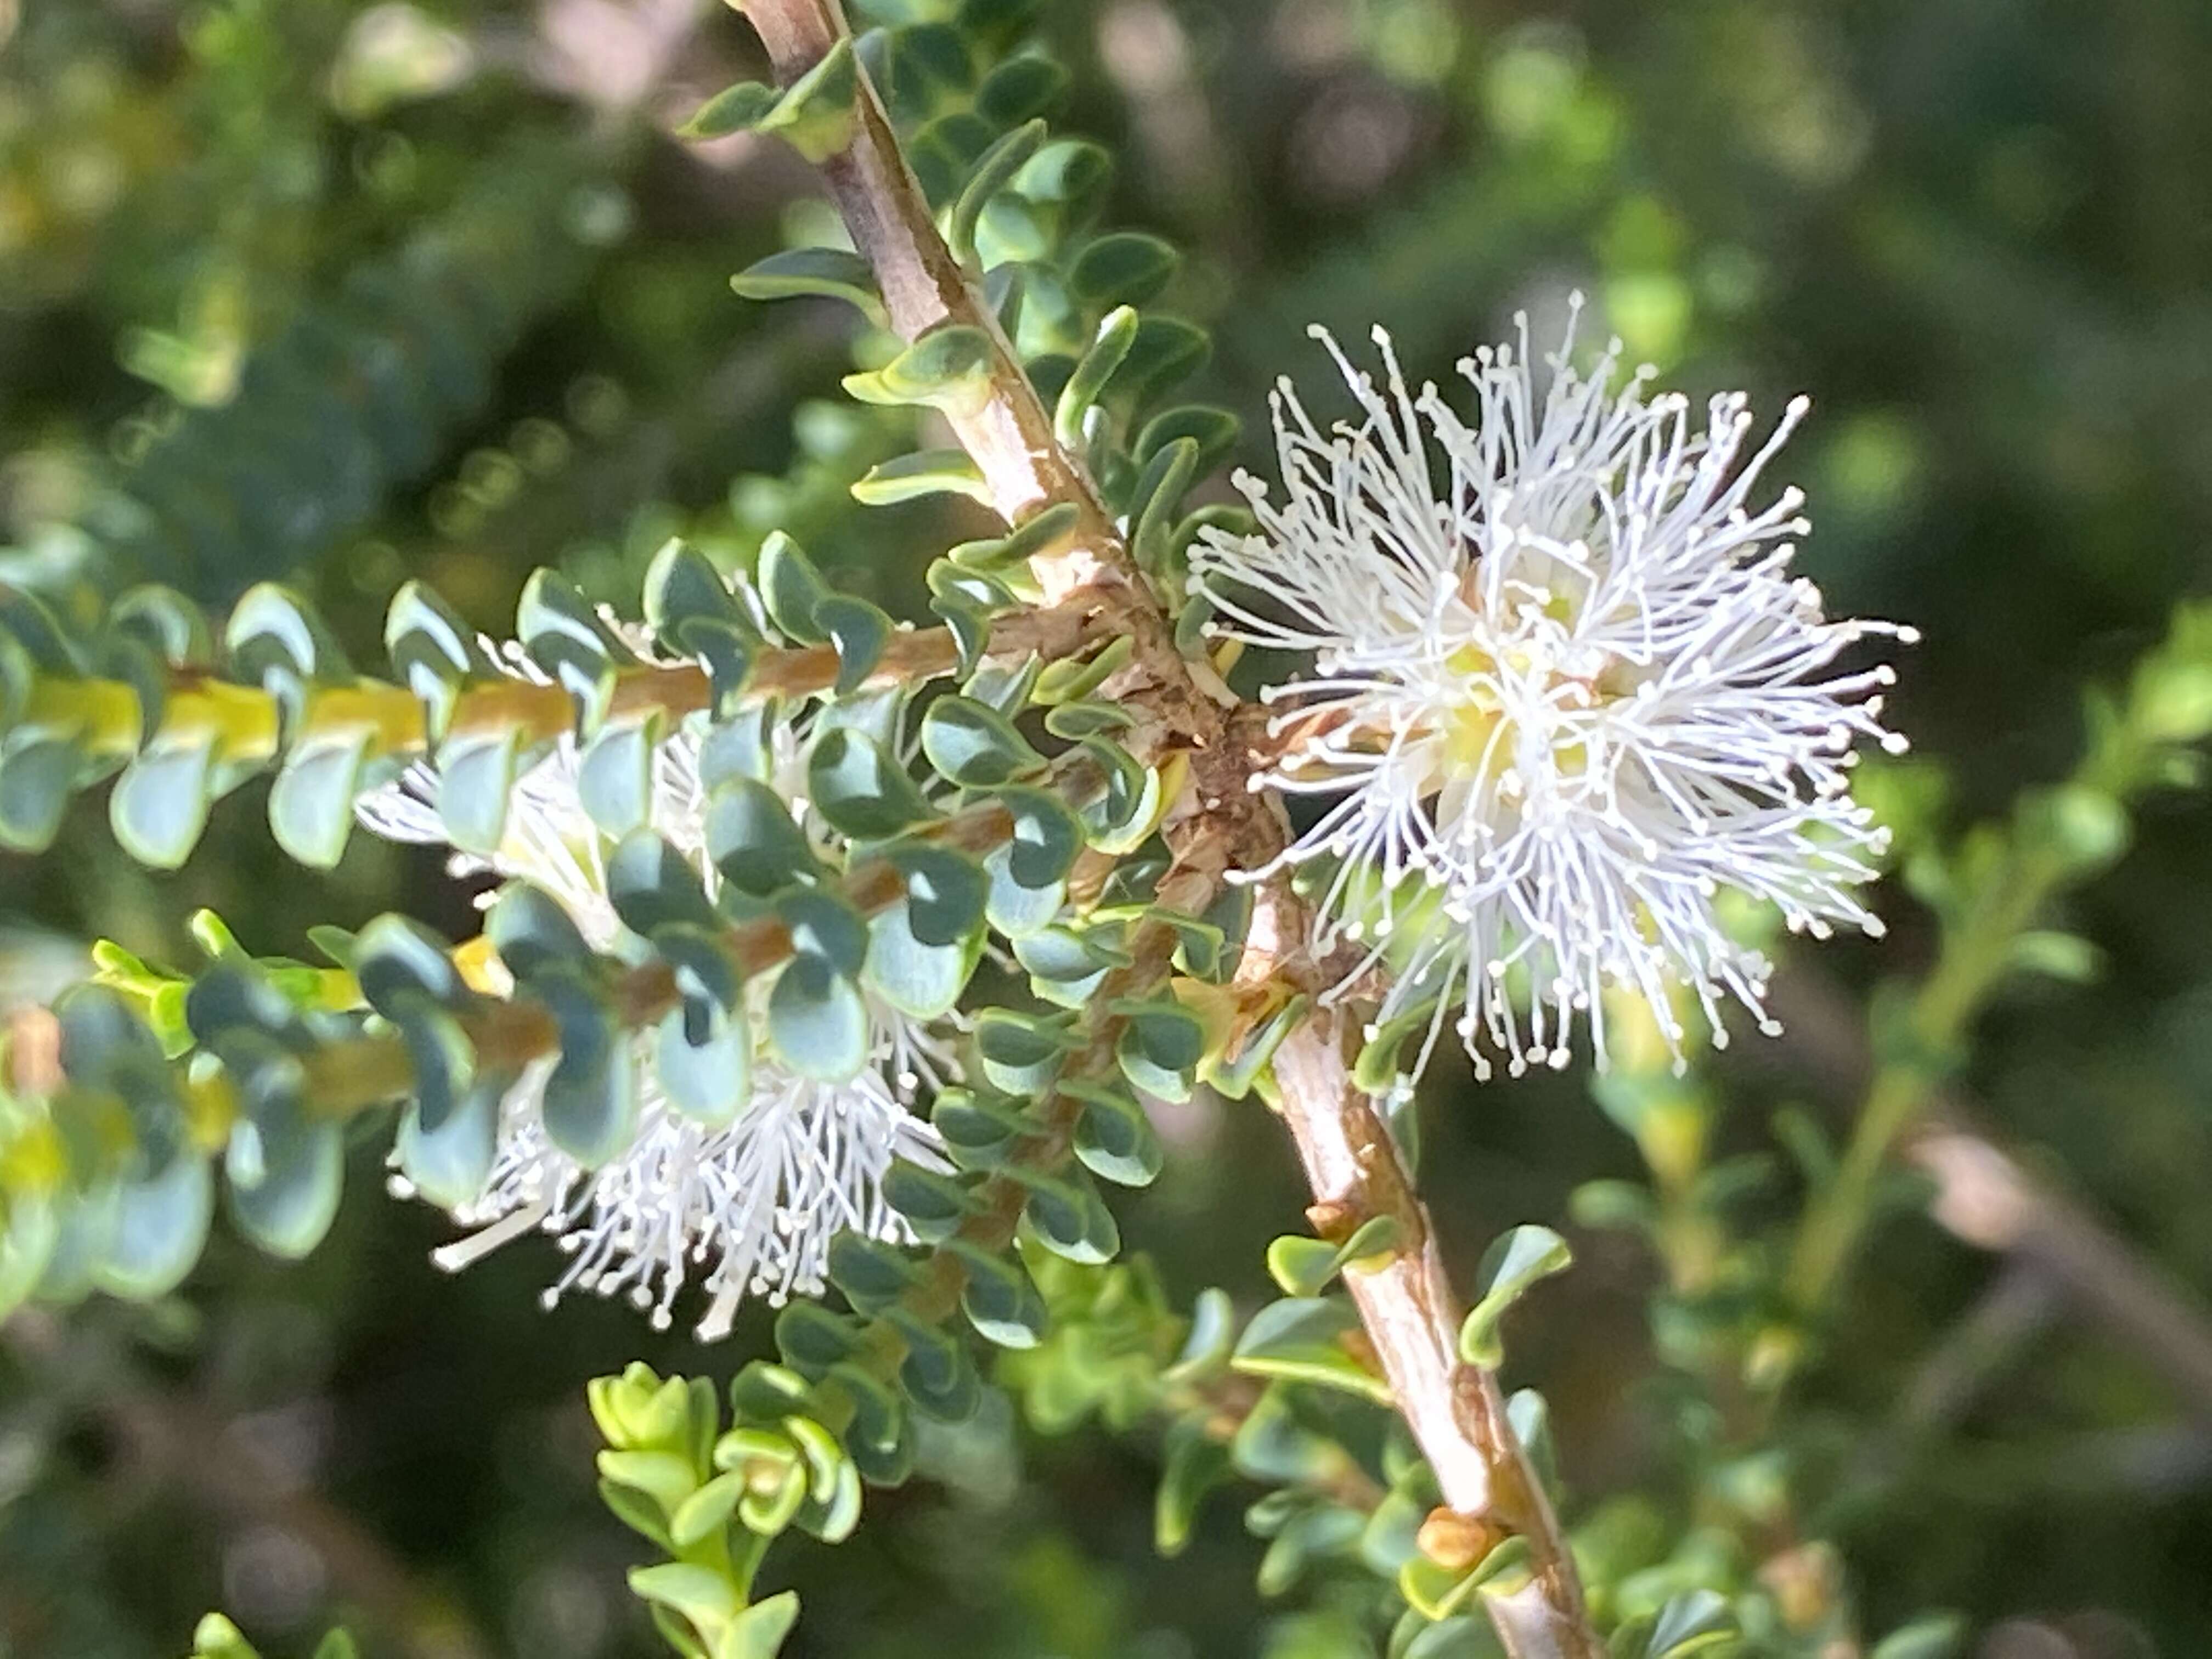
[{"left": 737, "top": 3, "right": 1601, "bottom": 1652}]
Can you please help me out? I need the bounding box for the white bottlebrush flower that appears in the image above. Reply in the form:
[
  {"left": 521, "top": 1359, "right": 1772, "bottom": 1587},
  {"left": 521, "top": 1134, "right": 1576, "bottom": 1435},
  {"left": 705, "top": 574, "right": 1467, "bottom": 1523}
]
[
  {"left": 357, "top": 647, "right": 943, "bottom": 1339},
  {"left": 1191, "top": 301, "right": 1914, "bottom": 1081}
]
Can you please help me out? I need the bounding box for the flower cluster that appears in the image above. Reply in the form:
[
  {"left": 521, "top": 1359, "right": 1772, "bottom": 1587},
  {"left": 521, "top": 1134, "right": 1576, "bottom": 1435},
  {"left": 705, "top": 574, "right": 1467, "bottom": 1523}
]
[
  {"left": 359, "top": 646, "right": 941, "bottom": 1339},
  {"left": 1193, "top": 301, "right": 1912, "bottom": 1081}
]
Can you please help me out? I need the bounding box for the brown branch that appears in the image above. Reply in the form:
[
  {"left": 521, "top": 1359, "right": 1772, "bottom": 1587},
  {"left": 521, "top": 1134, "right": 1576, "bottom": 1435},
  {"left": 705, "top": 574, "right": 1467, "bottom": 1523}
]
[
  {"left": 736, "top": 4, "right": 1602, "bottom": 1651},
  {"left": 301, "top": 785, "right": 1029, "bottom": 1120},
  {"left": 55, "top": 603, "right": 1094, "bottom": 777},
  {"left": 1768, "top": 965, "right": 2212, "bottom": 1427}
]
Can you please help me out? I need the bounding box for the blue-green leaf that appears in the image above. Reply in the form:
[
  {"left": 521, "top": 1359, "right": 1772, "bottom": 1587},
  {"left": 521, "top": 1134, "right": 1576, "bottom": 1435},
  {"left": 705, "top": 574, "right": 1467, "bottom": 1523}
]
[
  {"left": 807, "top": 726, "right": 936, "bottom": 840},
  {"left": 96, "top": 1154, "right": 214, "bottom": 1300}
]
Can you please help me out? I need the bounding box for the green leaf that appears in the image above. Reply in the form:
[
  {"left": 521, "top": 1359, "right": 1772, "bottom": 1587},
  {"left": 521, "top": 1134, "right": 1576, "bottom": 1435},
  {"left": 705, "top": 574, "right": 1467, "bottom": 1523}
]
[
  {"left": 225, "top": 584, "right": 348, "bottom": 723},
  {"left": 949, "top": 1238, "right": 1047, "bottom": 1348},
  {"left": 983, "top": 785, "right": 1082, "bottom": 935},
  {"left": 1030, "top": 634, "right": 1131, "bottom": 704},
  {"left": 775, "top": 1301, "right": 864, "bottom": 1375},
  {"left": 853, "top": 448, "right": 994, "bottom": 506},
  {"left": 599, "top": 1477, "right": 675, "bottom": 1551},
  {"left": 973, "top": 1007, "right": 1075, "bottom": 1094},
  {"left": 1129, "top": 437, "right": 1198, "bottom": 577},
  {"left": 626, "top": 1562, "right": 740, "bottom": 1630},
  {"left": 1266, "top": 1215, "right": 1402, "bottom": 1297},
  {"left": 486, "top": 883, "right": 591, "bottom": 981},
  {"left": 224, "top": 1105, "right": 344, "bottom": 1260},
  {"left": 921, "top": 696, "right": 1043, "bottom": 786},
  {"left": 1015, "top": 1164, "right": 1119, "bottom": 1263},
  {"left": 930, "top": 1088, "right": 1035, "bottom": 1170},
  {"left": 682, "top": 79, "right": 779, "bottom": 138},
  {"left": 1077, "top": 736, "right": 1163, "bottom": 855},
  {"left": 816, "top": 595, "right": 891, "bottom": 695},
  {"left": 516, "top": 568, "right": 630, "bottom": 729},
  {"left": 1644, "top": 1590, "right": 1735, "bottom": 1657},
  {"left": 1355, "top": 1003, "right": 1437, "bottom": 1096},
  {"left": 1068, "top": 1080, "right": 1161, "bottom": 1187},
  {"left": 757, "top": 38, "right": 859, "bottom": 162},
  {"left": 1155, "top": 1414, "right": 1230, "bottom": 1556},
  {"left": 756, "top": 531, "right": 832, "bottom": 645},
  {"left": 949, "top": 501, "right": 1079, "bottom": 572},
  {"left": 654, "top": 969, "right": 751, "bottom": 1130},
  {"left": 606, "top": 831, "right": 720, "bottom": 936},
  {"left": 109, "top": 730, "right": 216, "bottom": 869},
  {"left": 269, "top": 726, "right": 373, "bottom": 867},
  {"left": 843, "top": 326, "right": 997, "bottom": 417},
  {"left": 385, "top": 579, "right": 492, "bottom": 738},
  {"left": 95, "top": 1153, "right": 214, "bottom": 1300},
  {"left": 887, "top": 842, "right": 989, "bottom": 946},
  {"left": 1868, "top": 1615, "right": 1967, "bottom": 1659},
  {"left": 578, "top": 711, "right": 665, "bottom": 837},
  {"left": 642, "top": 540, "right": 757, "bottom": 711},
  {"left": 666, "top": 1469, "right": 746, "bottom": 1548},
  {"left": 828, "top": 1357, "right": 911, "bottom": 1482},
  {"left": 866, "top": 898, "right": 976, "bottom": 1020},
  {"left": 1231, "top": 1297, "right": 1392, "bottom": 1404},
  {"left": 698, "top": 703, "right": 778, "bottom": 788},
  {"left": 1397, "top": 1616, "right": 1495, "bottom": 1659},
  {"left": 974, "top": 50, "right": 1066, "bottom": 125},
  {"left": 190, "top": 1612, "right": 262, "bottom": 1659},
  {"left": 826, "top": 1232, "right": 921, "bottom": 1313},
  {"left": 1054, "top": 304, "right": 1138, "bottom": 449},
  {"left": 1230, "top": 1380, "right": 1359, "bottom": 1486},
  {"left": 729, "top": 247, "right": 885, "bottom": 326},
  {"left": 1009, "top": 137, "right": 1114, "bottom": 231},
  {"left": 1506, "top": 1387, "right": 1559, "bottom": 1499},
  {"left": 642, "top": 920, "right": 749, "bottom": 1127},
  {"left": 894, "top": 1311, "right": 981, "bottom": 1423},
  {"left": 534, "top": 964, "right": 641, "bottom": 1169},
  {"left": 808, "top": 726, "right": 937, "bottom": 840},
  {"left": 1071, "top": 232, "right": 1180, "bottom": 311},
  {"left": 705, "top": 777, "right": 822, "bottom": 899},
  {"left": 776, "top": 887, "right": 868, "bottom": 978},
  {"left": 1013, "top": 923, "right": 1128, "bottom": 1008},
  {"left": 1136, "top": 404, "right": 1240, "bottom": 476},
  {"left": 882, "top": 1159, "right": 981, "bottom": 1242},
  {"left": 719, "top": 1590, "right": 801, "bottom": 1658},
  {"left": 1041, "top": 700, "right": 1131, "bottom": 739},
  {"left": 767, "top": 897, "right": 868, "bottom": 1081},
  {"left": 1113, "top": 994, "right": 1204, "bottom": 1103},
  {"left": 1164, "top": 1286, "right": 1236, "bottom": 1383},
  {"left": 950, "top": 120, "right": 1046, "bottom": 265},
  {"left": 1458, "top": 1225, "right": 1573, "bottom": 1368},
  {"left": 601, "top": 1451, "right": 703, "bottom": 1531},
  {"left": 436, "top": 722, "right": 524, "bottom": 855},
  {"left": 1103, "top": 314, "right": 1211, "bottom": 415},
  {"left": 0, "top": 733, "right": 82, "bottom": 853},
  {"left": 396, "top": 1074, "right": 500, "bottom": 1210}
]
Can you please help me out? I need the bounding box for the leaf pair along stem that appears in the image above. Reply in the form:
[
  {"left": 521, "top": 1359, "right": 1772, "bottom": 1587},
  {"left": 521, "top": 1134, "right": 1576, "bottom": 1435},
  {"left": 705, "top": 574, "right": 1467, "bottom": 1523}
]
[{"left": 735, "top": 3, "right": 1602, "bottom": 1652}]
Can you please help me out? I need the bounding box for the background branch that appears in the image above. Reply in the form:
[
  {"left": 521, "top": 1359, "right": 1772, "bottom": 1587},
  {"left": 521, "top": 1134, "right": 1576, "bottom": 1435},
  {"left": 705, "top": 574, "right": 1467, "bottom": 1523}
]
[{"left": 1769, "top": 965, "right": 2212, "bottom": 1425}]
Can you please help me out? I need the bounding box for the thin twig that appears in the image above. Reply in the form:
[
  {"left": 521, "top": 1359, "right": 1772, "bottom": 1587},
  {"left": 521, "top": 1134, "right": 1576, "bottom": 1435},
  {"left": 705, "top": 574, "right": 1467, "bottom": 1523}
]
[
  {"left": 1768, "top": 964, "right": 2212, "bottom": 1427},
  {"left": 735, "top": 4, "right": 1603, "bottom": 1651}
]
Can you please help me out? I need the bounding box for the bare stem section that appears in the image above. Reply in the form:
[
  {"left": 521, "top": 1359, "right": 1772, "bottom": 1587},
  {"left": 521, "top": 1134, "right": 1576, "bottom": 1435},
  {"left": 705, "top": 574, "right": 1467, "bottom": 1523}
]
[{"left": 737, "top": 3, "right": 1601, "bottom": 1651}]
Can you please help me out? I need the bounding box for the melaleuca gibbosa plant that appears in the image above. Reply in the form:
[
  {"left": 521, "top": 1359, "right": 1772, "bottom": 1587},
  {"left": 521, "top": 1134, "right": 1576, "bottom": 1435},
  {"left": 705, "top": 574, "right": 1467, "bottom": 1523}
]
[{"left": 7, "top": 5, "right": 2212, "bottom": 1658}]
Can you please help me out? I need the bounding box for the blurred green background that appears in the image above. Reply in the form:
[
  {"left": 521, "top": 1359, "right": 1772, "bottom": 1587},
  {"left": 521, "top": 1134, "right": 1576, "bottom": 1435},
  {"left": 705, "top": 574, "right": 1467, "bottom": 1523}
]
[{"left": 3, "top": 0, "right": 2210, "bottom": 1655}]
